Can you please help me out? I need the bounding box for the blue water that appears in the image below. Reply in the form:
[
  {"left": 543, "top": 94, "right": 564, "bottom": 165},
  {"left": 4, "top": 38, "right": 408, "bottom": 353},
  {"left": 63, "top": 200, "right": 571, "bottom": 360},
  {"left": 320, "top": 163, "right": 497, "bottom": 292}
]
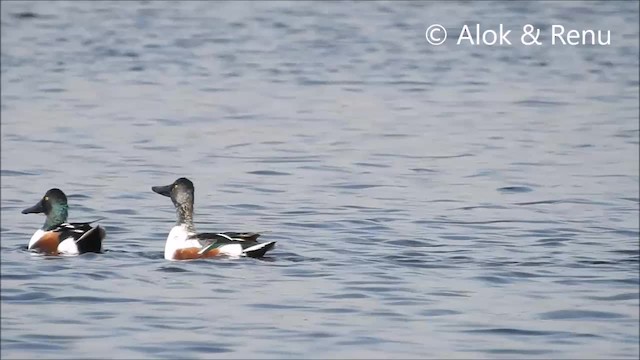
[{"left": 1, "top": 1, "right": 638, "bottom": 359}]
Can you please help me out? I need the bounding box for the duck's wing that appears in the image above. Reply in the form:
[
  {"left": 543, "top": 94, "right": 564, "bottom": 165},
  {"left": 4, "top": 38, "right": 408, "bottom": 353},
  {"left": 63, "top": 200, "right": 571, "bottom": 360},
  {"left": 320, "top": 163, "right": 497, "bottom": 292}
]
[
  {"left": 50, "top": 222, "right": 105, "bottom": 253},
  {"left": 49, "top": 222, "right": 93, "bottom": 240},
  {"left": 193, "top": 232, "right": 274, "bottom": 257},
  {"left": 192, "top": 233, "right": 237, "bottom": 255},
  {"left": 194, "top": 232, "right": 260, "bottom": 244},
  {"left": 191, "top": 232, "right": 256, "bottom": 253},
  {"left": 219, "top": 232, "right": 261, "bottom": 241},
  {"left": 192, "top": 233, "right": 236, "bottom": 249}
]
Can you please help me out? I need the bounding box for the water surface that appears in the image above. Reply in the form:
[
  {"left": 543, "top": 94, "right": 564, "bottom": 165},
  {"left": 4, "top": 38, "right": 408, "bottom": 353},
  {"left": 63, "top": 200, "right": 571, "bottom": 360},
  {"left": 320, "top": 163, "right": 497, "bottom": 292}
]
[{"left": 1, "top": 1, "right": 638, "bottom": 359}]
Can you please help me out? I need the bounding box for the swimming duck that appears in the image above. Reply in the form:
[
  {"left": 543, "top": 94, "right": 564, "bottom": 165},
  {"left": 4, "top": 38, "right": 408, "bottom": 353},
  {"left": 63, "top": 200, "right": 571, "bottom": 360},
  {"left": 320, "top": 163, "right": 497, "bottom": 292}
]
[
  {"left": 22, "top": 188, "right": 105, "bottom": 255},
  {"left": 152, "top": 177, "right": 276, "bottom": 261}
]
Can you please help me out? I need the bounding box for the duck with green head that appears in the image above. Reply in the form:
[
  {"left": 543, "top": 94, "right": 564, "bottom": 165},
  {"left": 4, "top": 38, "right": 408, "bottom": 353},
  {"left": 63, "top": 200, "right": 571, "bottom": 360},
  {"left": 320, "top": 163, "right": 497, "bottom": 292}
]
[{"left": 22, "top": 188, "right": 106, "bottom": 255}]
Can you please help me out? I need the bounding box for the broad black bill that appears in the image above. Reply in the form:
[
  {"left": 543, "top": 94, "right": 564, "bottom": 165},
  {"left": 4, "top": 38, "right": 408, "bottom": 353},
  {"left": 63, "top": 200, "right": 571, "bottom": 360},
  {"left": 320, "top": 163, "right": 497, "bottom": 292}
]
[
  {"left": 22, "top": 200, "right": 45, "bottom": 214},
  {"left": 151, "top": 184, "right": 172, "bottom": 197}
]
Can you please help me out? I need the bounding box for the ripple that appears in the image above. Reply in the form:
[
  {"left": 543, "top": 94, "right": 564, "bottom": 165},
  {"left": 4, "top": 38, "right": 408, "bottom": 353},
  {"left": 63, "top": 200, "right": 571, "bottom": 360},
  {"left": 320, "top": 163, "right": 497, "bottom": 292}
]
[
  {"left": 516, "top": 198, "right": 612, "bottom": 206},
  {"left": 249, "top": 303, "right": 312, "bottom": 310},
  {"left": 318, "top": 307, "right": 359, "bottom": 314},
  {"left": 53, "top": 296, "right": 139, "bottom": 303},
  {"left": 323, "top": 293, "right": 369, "bottom": 299},
  {"left": 482, "top": 348, "right": 555, "bottom": 355},
  {"left": 330, "top": 183, "right": 386, "bottom": 189},
  {"left": 247, "top": 170, "right": 291, "bottom": 176},
  {"left": 125, "top": 343, "right": 232, "bottom": 356},
  {"left": 431, "top": 291, "right": 472, "bottom": 298},
  {"left": 539, "top": 309, "right": 627, "bottom": 320},
  {"left": 497, "top": 186, "right": 533, "bottom": 193},
  {"left": 514, "top": 99, "right": 569, "bottom": 107},
  {"left": 585, "top": 293, "right": 639, "bottom": 301},
  {"left": 420, "top": 309, "right": 461, "bottom": 316},
  {"left": 354, "top": 162, "right": 390, "bottom": 168},
  {"left": 105, "top": 208, "right": 138, "bottom": 215},
  {"left": 66, "top": 194, "right": 91, "bottom": 199},
  {"left": 11, "top": 11, "right": 44, "bottom": 19},
  {"left": 473, "top": 275, "right": 514, "bottom": 285},
  {"left": 1, "top": 1, "right": 637, "bottom": 359},
  {"left": 0, "top": 169, "right": 37, "bottom": 176},
  {"left": 1, "top": 340, "right": 66, "bottom": 352},
  {"left": 383, "top": 239, "right": 431, "bottom": 247},
  {"left": 2, "top": 291, "right": 52, "bottom": 302},
  {"left": 410, "top": 168, "right": 437, "bottom": 173},
  {"left": 157, "top": 266, "right": 192, "bottom": 273},
  {"left": 464, "top": 328, "right": 599, "bottom": 338}
]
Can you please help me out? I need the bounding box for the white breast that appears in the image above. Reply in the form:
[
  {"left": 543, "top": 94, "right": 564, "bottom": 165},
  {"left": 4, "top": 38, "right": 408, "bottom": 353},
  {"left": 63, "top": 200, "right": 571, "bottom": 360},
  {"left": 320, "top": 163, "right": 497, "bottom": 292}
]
[
  {"left": 164, "top": 225, "right": 201, "bottom": 260},
  {"left": 27, "top": 229, "right": 45, "bottom": 249}
]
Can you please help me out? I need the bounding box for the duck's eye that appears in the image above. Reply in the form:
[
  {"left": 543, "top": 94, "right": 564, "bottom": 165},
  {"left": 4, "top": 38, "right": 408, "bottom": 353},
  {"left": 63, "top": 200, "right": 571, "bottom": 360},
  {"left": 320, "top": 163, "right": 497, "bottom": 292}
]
[
  {"left": 174, "top": 184, "right": 177, "bottom": 189},
  {"left": 44, "top": 196, "right": 49, "bottom": 201}
]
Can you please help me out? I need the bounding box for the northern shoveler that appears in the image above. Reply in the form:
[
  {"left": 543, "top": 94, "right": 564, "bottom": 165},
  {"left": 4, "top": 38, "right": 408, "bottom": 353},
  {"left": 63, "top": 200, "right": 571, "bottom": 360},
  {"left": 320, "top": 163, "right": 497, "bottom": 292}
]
[
  {"left": 22, "top": 188, "right": 105, "bottom": 255},
  {"left": 151, "top": 177, "right": 276, "bottom": 261}
]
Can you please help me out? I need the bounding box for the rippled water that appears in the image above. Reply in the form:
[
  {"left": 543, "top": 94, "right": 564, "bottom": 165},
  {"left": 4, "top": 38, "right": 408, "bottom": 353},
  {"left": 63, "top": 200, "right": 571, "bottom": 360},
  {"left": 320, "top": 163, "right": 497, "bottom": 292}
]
[{"left": 1, "top": 1, "right": 638, "bottom": 359}]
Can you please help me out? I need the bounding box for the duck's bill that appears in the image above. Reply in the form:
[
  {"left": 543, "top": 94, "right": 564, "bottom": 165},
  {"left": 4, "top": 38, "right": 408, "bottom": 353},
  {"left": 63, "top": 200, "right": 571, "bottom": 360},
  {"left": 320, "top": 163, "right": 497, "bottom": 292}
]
[
  {"left": 22, "top": 200, "right": 45, "bottom": 214},
  {"left": 151, "top": 184, "right": 172, "bottom": 197}
]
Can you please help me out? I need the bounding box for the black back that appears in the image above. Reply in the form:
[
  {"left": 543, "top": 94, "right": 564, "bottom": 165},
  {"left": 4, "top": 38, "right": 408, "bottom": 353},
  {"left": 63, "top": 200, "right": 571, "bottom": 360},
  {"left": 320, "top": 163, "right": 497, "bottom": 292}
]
[{"left": 50, "top": 222, "right": 104, "bottom": 253}]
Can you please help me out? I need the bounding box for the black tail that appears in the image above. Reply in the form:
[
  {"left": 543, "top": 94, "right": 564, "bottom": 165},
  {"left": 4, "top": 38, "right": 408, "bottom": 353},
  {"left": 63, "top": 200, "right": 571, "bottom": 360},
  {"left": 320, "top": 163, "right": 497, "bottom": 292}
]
[
  {"left": 76, "top": 226, "right": 105, "bottom": 254},
  {"left": 243, "top": 241, "right": 276, "bottom": 258}
]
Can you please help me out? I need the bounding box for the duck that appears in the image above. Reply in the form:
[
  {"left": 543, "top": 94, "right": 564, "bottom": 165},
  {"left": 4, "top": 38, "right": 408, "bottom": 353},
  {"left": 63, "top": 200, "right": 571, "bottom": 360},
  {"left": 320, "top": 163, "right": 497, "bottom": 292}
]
[
  {"left": 22, "top": 188, "right": 105, "bottom": 255},
  {"left": 152, "top": 177, "right": 276, "bottom": 261}
]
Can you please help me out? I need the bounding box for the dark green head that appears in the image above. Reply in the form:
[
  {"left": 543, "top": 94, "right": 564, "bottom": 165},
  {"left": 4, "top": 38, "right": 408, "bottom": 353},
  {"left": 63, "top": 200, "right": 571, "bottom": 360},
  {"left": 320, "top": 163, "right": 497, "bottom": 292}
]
[
  {"left": 152, "top": 177, "right": 195, "bottom": 226},
  {"left": 22, "top": 188, "right": 69, "bottom": 229}
]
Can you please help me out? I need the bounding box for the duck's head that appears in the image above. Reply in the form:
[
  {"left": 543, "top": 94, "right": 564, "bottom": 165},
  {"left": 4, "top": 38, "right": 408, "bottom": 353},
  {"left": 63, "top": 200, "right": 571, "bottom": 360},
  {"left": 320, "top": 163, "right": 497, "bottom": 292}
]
[
  {"left": 22, "top": 188, "right": 69, "bottom": 229},
  {"left": 152, "top": 177, "right": 194, "bottom": 209}
]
